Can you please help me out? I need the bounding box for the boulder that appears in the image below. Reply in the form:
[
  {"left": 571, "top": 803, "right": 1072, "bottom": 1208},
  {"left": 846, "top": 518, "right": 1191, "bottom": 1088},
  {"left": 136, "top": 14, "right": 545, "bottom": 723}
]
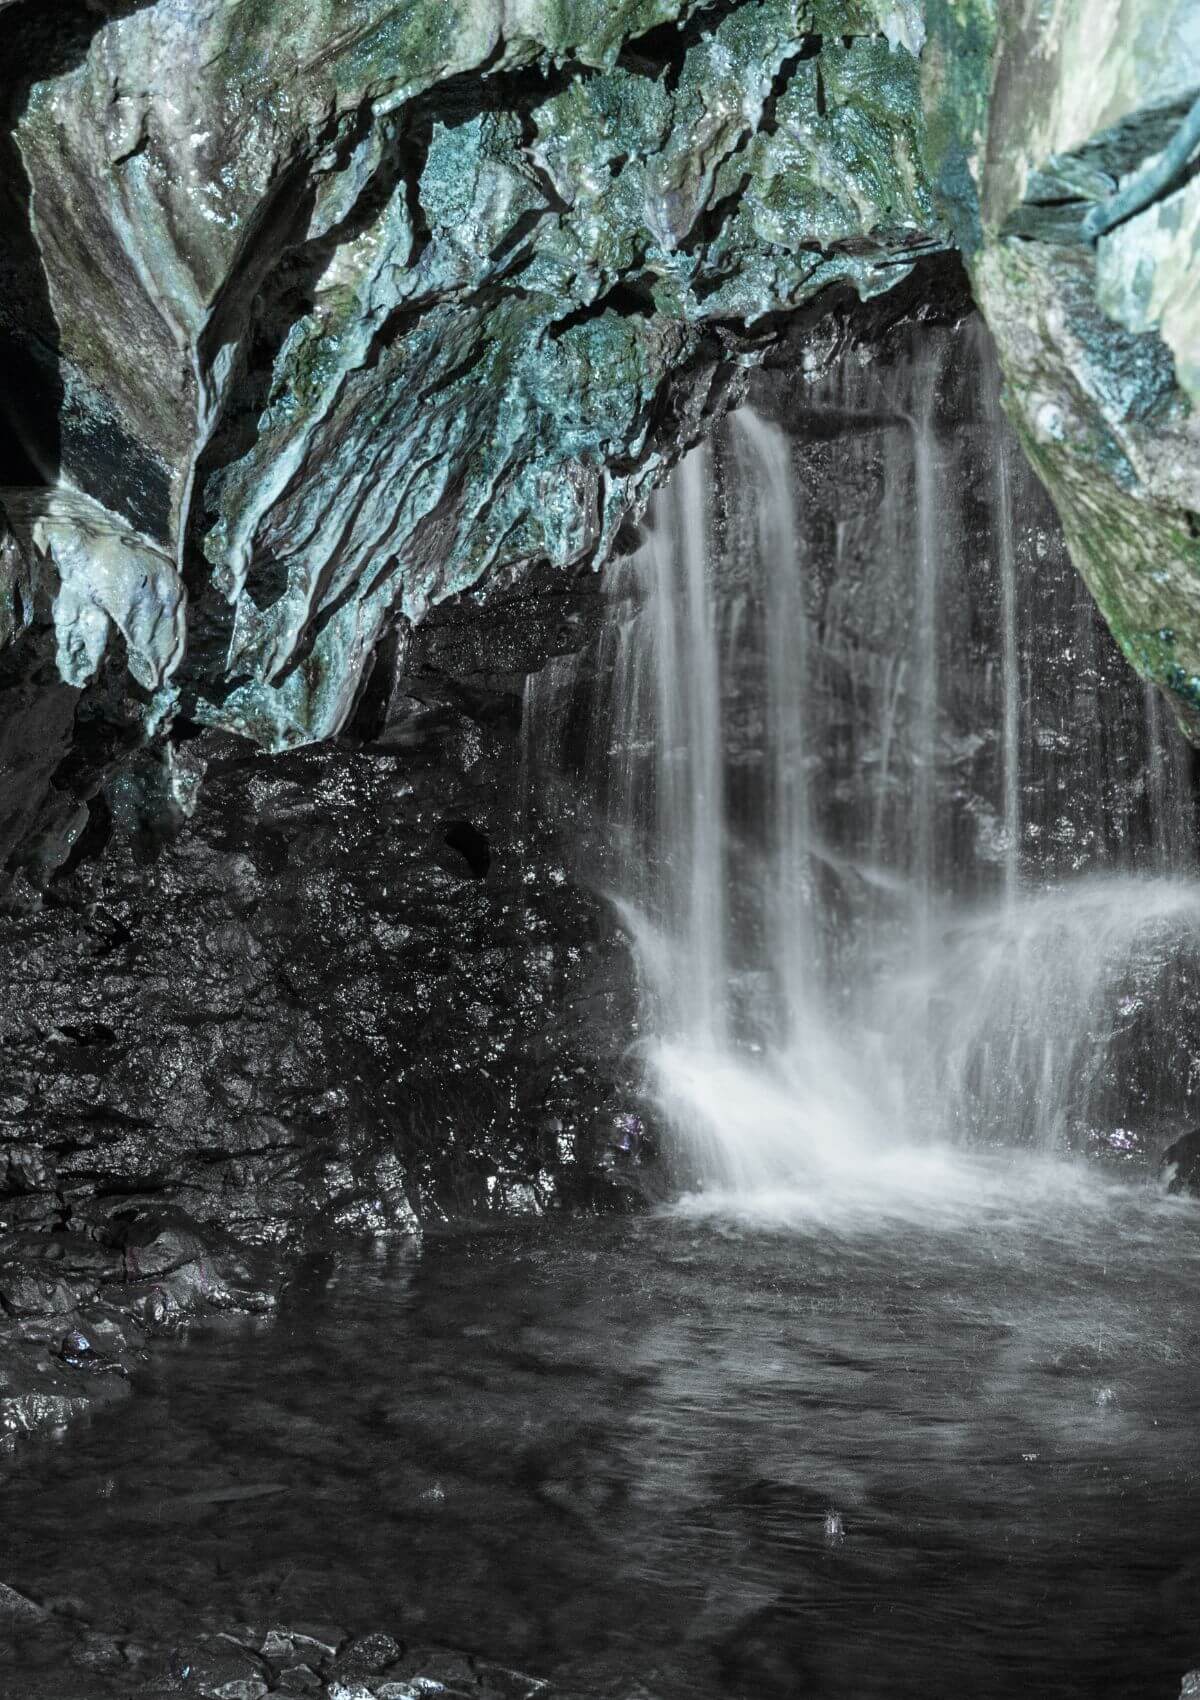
[{"left": 1161, "top": 1127, "right": 1200, "bottom": 1196}]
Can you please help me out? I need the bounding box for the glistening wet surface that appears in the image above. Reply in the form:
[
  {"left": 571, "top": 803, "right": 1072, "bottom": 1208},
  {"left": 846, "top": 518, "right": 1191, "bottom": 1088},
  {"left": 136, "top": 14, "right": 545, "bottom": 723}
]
[{"left": 5, "top": 1158, "right": 1200, "bottom": 1700}]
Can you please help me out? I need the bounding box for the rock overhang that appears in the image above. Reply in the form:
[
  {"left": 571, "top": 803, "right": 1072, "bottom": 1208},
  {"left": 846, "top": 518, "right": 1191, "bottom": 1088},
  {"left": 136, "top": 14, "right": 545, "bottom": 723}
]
[{"left": 0, "top": 0, "right": 1197, "bottom": 891}]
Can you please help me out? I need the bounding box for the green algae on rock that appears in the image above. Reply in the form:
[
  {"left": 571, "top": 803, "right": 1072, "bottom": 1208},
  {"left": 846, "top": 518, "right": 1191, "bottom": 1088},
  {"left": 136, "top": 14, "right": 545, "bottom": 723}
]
[
  {"left": 931, "top": 0, "right": 1200, "bottom": 734},
  {"left": 3, "top": 0, "right": 1200, "bottom": 883}
]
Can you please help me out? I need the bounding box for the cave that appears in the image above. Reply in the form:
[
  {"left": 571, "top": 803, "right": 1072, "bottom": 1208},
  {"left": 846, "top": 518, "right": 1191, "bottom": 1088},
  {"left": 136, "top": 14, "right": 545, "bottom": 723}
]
[{"left": 3, "top": 5, "right": 1200, "bottom": 1698}]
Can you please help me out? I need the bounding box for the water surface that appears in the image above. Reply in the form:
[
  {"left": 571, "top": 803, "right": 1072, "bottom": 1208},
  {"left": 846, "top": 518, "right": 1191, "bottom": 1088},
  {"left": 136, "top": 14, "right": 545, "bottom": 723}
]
[{"left": 5, "top": 1158, "right": 1200, "bottom": 1699}]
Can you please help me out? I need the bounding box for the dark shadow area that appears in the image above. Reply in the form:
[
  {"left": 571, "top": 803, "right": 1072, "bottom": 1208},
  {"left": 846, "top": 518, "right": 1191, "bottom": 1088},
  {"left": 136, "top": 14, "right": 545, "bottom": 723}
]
[{"left": 442, "top": 818, "right": 492, "bottom": 879}]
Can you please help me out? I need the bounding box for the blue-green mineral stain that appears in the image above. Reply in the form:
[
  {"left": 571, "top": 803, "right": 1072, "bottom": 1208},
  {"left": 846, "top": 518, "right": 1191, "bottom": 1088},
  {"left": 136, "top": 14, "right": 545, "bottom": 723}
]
[{"left": 192, "top": 2, "right": 953, "bottom": 751}]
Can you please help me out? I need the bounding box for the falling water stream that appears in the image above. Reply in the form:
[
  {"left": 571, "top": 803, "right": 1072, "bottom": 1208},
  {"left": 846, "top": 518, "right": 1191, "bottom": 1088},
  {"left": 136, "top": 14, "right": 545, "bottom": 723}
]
[
  {"left": 577, "top": 326, "right": 1200, "bottom": 1207},
  {"left": 6, "top": 323, "right": 1200, "bottom": 1700}
]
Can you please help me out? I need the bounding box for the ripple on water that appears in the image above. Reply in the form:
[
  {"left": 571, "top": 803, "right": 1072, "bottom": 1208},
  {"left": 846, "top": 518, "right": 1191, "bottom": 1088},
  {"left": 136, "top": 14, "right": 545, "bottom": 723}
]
[{"left": 2, "top": 1172, "right": 1200, "bottom": 1700}]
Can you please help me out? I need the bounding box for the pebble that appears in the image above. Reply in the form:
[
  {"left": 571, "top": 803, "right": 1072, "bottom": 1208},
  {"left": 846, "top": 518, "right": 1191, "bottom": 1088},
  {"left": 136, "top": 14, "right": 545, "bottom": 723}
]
[{"left": 276, "top": 1667, "right": 323, "bottom": 1695}]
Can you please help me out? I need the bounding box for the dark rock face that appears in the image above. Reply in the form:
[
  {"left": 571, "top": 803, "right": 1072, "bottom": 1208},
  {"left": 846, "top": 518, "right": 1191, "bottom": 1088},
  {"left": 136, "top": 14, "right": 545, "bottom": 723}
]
[
  {"left": 1161, "top": 1129, "right": 1200, "bottom": 1197},
  {"left": 0, "top": 579, "right": 641, "bottom": 1234},
  {"left": 0, "top": 568, "right": 647, "bottom": 1437},
  {"left": 526, "top": 300, "right": 1200, "bottom": 1163}
]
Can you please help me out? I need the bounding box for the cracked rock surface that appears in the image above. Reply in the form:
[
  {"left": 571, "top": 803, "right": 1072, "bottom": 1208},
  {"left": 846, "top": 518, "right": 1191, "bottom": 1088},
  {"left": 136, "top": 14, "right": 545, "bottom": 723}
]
[
  {"left": 0, "top": 0, "right": 938, "bottom": 877},
  {"left": 0, "top": 0, "right": 1199, "bottom": 1431},
  {"left": 1, "top": 1, "right": 1196, "bottom": 880},
  {"left": 0, "top": 0, "right": 938, "bottom": 889},
  {"left": 923, "top": 0, "right": 1200, "bottom": 735}
]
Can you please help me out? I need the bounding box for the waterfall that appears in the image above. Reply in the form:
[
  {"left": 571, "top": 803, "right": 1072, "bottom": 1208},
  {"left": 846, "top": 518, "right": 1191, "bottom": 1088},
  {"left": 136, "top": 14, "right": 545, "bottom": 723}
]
[
  {"left": 607, "top": 446, "right": 729, "bottom": 1050},
  {"left": 909, "top": 349, "right": 943, "bottom": 968},
  {"left": 985, "top": 365, "right": 1023, "bottom": 906},
  {"left": 525, "top": 321, "right": 1200, "bottom": 1198},
  {"left": 730, "top": 410, "right": 815, "bottom": 1046}
]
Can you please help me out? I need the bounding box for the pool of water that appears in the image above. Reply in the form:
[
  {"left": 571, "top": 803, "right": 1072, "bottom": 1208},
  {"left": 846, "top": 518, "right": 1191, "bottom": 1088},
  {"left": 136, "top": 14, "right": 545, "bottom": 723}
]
[{"left": 5, "top": 1154, "right": 1200, "bottom": 1699}]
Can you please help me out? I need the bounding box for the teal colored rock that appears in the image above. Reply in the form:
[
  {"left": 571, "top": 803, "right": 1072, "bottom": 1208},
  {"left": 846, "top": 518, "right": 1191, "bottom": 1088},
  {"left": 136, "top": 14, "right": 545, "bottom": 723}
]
[
  {"left": 935, "top": 0, "right": 1200, "bottom": 735},
  {"left": 5, "top": 0, "right": 1198, "bottom": 839},
  {"left": 0, "top": 0, "right": 944, "bottom": 762},
  {"left": 4, "top": 489, "right": 186, "bottom": 693}
]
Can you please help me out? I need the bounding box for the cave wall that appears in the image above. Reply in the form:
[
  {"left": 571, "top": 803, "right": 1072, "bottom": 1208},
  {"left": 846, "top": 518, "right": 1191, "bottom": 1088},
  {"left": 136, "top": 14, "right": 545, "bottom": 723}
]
[
  {"left": 1, "top": 1, "right": 1200, "bottom": 1439},
  {"left": 0, "top": 0, "right": 941, "bottom": 901},
  {"left": 0, "top": 571, "right": 640, "bottom": 1249},
  {"left": 0, "top": 566, "right": 648, "bottom": 1442},
  {"left": 0, "top": 0, "right": 1195, "bottom": 897},
  {"left": 524, "top": 297, "right": 1200, "bottom": 1162},
  {"left": 923, "top": 0, "right": 1200, "bottom": 734}
]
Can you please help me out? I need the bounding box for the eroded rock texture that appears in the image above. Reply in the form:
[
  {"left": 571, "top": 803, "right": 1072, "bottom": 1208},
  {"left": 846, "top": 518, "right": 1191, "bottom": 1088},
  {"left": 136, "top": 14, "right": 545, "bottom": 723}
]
[
  {"left": 924, "top": 0, "right": 1200, "bottom": 734},
  {"left": 1, "top": 0, "right": 1195, "bottom": 877},
  {"left": 0, "top": 0, "right": 940, "bottom": 895},
  {"left": 1, "top": 0, "right": 1199, "bottom": 1438},
  {"left": 0, "top": 564, "right": 649, "bottom": 1440}
]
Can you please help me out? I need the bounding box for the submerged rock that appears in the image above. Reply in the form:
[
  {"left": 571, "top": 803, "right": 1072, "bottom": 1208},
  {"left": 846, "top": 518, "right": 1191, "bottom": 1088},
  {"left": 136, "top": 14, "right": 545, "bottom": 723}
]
[
  {"left": 0, "top": 1579, "right": 47, "bottom": 1623},
  {"left": 1161, "top": 1127, "right": 1200, "bottom": 1196}
]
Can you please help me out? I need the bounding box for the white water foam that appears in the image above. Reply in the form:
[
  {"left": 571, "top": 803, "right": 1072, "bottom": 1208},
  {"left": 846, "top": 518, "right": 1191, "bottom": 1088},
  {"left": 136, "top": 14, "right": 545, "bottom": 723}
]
[{"left": 527, "top": 331, "right": 1200, "bottom": 1219}]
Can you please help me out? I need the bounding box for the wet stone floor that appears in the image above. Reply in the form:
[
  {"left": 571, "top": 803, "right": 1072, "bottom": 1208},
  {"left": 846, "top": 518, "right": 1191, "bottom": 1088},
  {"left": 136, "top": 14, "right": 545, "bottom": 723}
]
[{"left": 4, "top": 1166, "right": 1200, "bottom": 1699}]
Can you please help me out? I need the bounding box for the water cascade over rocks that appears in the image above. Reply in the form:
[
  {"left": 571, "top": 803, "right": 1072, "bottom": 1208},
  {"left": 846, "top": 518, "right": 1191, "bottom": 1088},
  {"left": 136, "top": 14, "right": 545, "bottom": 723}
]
[
  {"left": 527, "top": 321, "right": 1200, "bottom": 1210},
  {"left": 10, "top": 316, "right": 1200, "bottom": 1700}
]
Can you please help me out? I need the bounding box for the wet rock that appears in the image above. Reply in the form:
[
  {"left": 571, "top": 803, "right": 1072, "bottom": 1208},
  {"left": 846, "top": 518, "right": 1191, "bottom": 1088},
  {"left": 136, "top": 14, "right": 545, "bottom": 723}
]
[
  {"left": 0, "top": 1145, "right": 55, "bottom": 1194},
  {"left": 330, "top": 1632, "right": 404, "bottom": 1679},
  {"left": 71, "top": 1627, "right": 134, "bottom": 1677},
  {"left": 0, "top": 1579, "right": 48, "bottom": 1622},
  {"left": 375, "top": 1648, "right": 549, "bottom": 1699},
  {"left": 162, "top": 1637, "right": 269, "bottom": 1699},
  {"left": 925, "top": 0, "right": 1200, "bottom": 739},
  {"left": 318, "top": 1153, "right": 422, "bottom": 1242},
  {"left": 1162, "top": 1128, "right": 1200, "bottom": 1196},
  {"left": 0, "top": 634, "right": 640, "bottom": 1360},
  {"left": 0, "top": 1354, "right": 128, "bottom": 1443},
  {"left": 285, "top": 1625, "right": 347, "bottom": 1664},
  {"left": 95, "top": 1209, "right": 208, "bottom": 1280},
  {"left": 0, "top": 1263, "right": 95, "bottom": 1321},
  {"left": 54, "top": 1329, "right": 121, "bottom": 1374},
  {"left": 0, "top": 1194, "right": 64, "bottom": 1231},
  {"left": 276, "top": 1670, "right": 323, "bottom": 1696}
]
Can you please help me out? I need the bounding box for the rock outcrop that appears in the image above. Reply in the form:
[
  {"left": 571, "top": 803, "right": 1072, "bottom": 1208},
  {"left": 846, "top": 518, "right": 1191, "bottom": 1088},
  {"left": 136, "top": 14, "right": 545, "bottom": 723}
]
[
  {"left": 1, "top": 2, "right": 1197, "bottom": 867},
  {"left": 924, "top": 0, "right": 1200, "bottom": 735},
  {"left": 0, "top": 0, "right": 941, "bottom": 893},
  {"left": 1, "top": 1, "right": 1199, "bottom": 1439}
]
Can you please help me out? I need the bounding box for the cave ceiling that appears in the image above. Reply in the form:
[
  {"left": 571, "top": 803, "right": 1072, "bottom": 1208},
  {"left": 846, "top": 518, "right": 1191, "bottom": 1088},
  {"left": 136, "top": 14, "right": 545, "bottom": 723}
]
[{"left": 0, "top": 0, "right": 1197, "bottom": 892}]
